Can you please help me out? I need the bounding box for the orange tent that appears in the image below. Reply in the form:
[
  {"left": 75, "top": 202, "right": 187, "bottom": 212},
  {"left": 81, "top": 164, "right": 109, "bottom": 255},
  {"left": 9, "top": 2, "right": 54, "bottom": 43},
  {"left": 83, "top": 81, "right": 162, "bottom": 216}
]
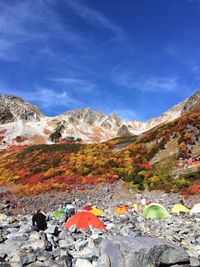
[
  {"left": 64, "top": 211, "right": 106, "bottom": 231},
  {"left": 114, "top": 205, "right": 129, "bottom": 215}
]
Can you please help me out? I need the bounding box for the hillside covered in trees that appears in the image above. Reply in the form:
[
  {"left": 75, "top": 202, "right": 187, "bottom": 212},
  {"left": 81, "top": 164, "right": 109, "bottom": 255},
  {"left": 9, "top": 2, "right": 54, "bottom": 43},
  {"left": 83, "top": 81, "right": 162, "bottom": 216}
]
[{"left": 0, "top": 103, "right": 199, "bottom": 197}]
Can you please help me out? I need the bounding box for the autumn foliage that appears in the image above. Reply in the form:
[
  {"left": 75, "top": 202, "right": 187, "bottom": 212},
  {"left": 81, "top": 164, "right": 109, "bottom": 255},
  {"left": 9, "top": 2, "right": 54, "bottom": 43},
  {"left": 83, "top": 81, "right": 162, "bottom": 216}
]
[{"left": 0, "top": 105, "right": 199, "bottom": 196}]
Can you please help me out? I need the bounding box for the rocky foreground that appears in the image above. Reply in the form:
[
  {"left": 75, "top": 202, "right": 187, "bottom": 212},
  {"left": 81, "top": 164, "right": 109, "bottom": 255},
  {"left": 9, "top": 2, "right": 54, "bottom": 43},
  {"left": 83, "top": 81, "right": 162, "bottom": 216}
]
[{"left": 0, "top": 182, "right": 200, "bottom": 267}]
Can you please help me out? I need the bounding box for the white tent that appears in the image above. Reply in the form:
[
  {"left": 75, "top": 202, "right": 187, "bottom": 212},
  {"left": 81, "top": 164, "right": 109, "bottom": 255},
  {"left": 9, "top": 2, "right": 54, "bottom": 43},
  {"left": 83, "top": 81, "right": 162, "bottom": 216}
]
[{"left": 190, "top": 203, "right": 200, "bottom": 215}]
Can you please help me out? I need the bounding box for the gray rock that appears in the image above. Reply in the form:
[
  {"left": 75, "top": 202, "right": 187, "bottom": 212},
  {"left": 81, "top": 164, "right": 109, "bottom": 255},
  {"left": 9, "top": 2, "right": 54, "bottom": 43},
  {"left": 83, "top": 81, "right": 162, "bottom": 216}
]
[
  {"left": 26, "top": 262, "right": 49, "bottom": 267},
  {"left": 190, "top": 257, "right": 200, "bottom": 267},
  {"left": 59, "top": 239, "right": 69, "bottom": 249},
  {"left": 0, "top": 235, "right": 6, "bottom": 243},
  {"left": 68, "top": 239, "right": 99, "bottom": 259},
  {"left": 35, "top": 248, "right": 53, "bottom": 262},
  {"left": 58, "top": 231, "right": 68, "bottom": 240},
  {"left": 0, "top": 263, "right": 11, "bottom": 267},
  {"left": 68, "top": 225, "right": 77, "bottom": 234},
  {"left": 44, "top": 225, "right": 58, "bottom": 235},
  {"left": 51, "top": 247, "right": 61, "bottom": 258},
  {"left": 6, "top": 232, "right": 25, "bottom": 241},
  {"left": 97, "top": 254, "right": 111, "bottom": 267},
  {"left": 99, "top": 239, "right": 125, "bottom": 267},
  {"left": 22, "top": 239, "right": 45, "bottom": 250},
  {"left": 75, "top": 239, "right": 88, "bottom": 251},
  {"left": 10, "top": 249, "right": 36, "bottom": 265},
  {"left": 29, "top": 232, "right": 40, "bottom": 240},
  {"left": 60, "top": 249, "right": 68, "bottom": 257},
  {"left": 100, "top": 236, "right": 189, "bottom": 267}
]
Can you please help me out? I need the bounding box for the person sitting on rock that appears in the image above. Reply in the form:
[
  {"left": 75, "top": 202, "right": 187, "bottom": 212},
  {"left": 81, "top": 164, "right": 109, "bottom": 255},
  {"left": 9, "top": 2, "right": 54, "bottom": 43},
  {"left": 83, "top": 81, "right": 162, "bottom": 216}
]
[{"left": 32, "top": 210, "right": 47, "bottom": 231}]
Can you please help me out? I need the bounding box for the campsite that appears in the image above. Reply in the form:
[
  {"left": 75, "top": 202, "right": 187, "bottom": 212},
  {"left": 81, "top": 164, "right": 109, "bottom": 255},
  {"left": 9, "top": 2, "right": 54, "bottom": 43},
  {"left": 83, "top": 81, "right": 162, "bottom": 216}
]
[
  {"left": 0, "top": 181, "right": 200, "bottom": 267},
  {"left": 0, "top": 1, "right": 200, "bottom": 266}
]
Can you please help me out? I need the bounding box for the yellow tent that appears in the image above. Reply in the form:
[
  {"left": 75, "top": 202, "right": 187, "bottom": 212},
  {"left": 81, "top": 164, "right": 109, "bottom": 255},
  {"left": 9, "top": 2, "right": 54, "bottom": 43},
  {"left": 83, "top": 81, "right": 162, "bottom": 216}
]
[
  {"left": 114, "top": 205, "right": 128, "bottom": 215},
  {"left": 171, "top": 204, "right": 190, "bottom": 213},
  {"left": 90, "top": 206, "right": 106, "bottom": 216}
]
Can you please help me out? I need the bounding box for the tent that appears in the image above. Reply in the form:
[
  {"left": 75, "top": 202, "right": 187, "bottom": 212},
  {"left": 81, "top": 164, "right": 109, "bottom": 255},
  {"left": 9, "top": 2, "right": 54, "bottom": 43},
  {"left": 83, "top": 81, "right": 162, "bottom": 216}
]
[
  {"left": 64, "top": 211, "right": 106, "bottom": 231},
  {"left": 132, "top": 203, "right": 140, "bottom": 213},
  {"left": 142, "top": 203, "right": 169, "bottom": 219},
  {"left": 190, "top": 203, "right": 200, "bottom": 215},
  {"left": 83, "top": 206, "right": 93, "bottom": 211},
  {"left": 53, "top": 210, "right": 66, "bottom": 219},
  {"left": 171, "top": 204, "right": 190, "bottom": 213},
  {"left": 90, "top": 206, "right": 106, "bottom": 216},
  {"left": 114, "top": 205, "right": 128, "bottom": 215}
]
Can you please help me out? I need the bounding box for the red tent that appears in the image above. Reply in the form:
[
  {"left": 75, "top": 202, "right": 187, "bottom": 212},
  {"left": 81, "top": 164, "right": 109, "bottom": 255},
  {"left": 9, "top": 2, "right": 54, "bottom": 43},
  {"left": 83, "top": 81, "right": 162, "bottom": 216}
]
[
  {"left": 83, "top": 205, "right": 93, "bottom": 211},
  {"left": 64, "top": 211, "right": 106, "bottom": 231}
]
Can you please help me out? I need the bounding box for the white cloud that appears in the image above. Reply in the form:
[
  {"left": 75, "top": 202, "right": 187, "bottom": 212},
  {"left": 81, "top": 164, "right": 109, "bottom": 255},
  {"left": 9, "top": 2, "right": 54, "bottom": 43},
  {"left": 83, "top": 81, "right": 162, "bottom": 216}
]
[
  {"left": 50, "top": 77, "right": 97, "bottom": 92},
  {"left": 112, "top": 65, "right": 184, "bottom": 93},
  {"left": 65, "top": 0, "right": 125, "bottom": 40},
  {"left": 0, "top": 0, "right": 88, "bottom": 61},
  {"left": 1, "top": 87, "right": 81, "bottom": 110}
]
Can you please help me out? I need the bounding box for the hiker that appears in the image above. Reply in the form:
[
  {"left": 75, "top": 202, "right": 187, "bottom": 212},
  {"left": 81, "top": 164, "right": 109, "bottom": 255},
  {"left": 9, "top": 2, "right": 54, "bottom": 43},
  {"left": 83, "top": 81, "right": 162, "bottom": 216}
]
[
  {"left": 140, "top": 197, "right": 146, "bottom": 212},
  {"left": 64, "top": 202, "right": 75, "bottom": 222},
  {"left": 32, "top": 210, "right": 47, "bottom": 231}
]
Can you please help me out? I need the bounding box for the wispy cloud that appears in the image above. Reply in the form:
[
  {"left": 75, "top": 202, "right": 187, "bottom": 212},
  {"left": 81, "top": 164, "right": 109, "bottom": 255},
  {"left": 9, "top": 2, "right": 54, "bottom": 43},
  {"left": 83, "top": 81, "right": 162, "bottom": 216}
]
[
  {"left": 112, "top": 65, "right": 185, "bottom": 93},
  {"left": 50, "top": 77, "right": 97, "bottom": 92},
  {"left": 25, "top": 88, "right": 81, "bottom": 109},
  {"left": 65, "top": 0, "right": 125, "bottom": 41},
  {"left": 1, "top": 86, "right": 81, "bottom": 111},
  {"left": 0, "top": 0, "right": 88, "bottom": 61}
]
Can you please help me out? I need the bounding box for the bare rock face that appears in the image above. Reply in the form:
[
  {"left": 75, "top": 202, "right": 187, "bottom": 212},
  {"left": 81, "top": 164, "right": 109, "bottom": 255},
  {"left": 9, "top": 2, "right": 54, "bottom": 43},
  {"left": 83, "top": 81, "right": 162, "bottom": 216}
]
[
  {"left": 0, "top": 94, "right": 44, "bottom": 123},
  {"left": 100, "top": 236, "right": 190, "bottom": 267},
  {"left": 0, "top": 105, "right": 15, "bottom": 124},
  {"left": 0, "top": 90, "right": 199, "bottom": 146},
  {"left": 181, "top": 90, "right": 200, "bottom": 114},
  {"left": 63, "top": 108, "right": 106, "bottom": 125},
  {"left": 117, "top": 125, "right": 132, "bottom": 137}
]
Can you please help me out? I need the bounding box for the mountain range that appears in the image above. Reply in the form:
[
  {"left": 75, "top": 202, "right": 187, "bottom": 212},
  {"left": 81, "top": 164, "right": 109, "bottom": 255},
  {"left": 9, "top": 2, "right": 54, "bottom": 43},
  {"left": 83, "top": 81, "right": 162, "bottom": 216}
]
[{"left": 0, "top": 90, "right": 199, "bottom": 149}]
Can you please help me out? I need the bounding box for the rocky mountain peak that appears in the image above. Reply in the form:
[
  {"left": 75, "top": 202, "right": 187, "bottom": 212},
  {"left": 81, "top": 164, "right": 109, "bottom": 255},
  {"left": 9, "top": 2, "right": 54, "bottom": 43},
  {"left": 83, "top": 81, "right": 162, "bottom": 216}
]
[
  {"left": 63, "top": 107, "right": 106, "bottom": 125},
  {"left": 0, "top": 94, "right": 44, "bottom": 123},
  {"left": 181, "top": 90, "right": 200, "bottom": 114},
  {"left": 117, "top": 124, "right": 132, "bottom": 136},
  {"left": 0, "top": 90, "right": 199, "bottom": 147}
]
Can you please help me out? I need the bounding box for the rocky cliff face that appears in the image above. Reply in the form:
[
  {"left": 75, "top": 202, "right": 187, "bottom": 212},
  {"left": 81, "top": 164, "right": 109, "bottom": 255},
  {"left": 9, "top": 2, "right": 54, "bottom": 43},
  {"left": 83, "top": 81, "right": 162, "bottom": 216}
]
[
  {"left": 0, "top": 105, "right": 15, "bottom": 124},
  {"left": 0, "top": 95, "right": 44, "bottom": 123},
  {"left": 181, "top": 90, "right": 200, "bottom": 114},
  {"left": 0, "top": 90, "right": 199, "bottom": 147}
]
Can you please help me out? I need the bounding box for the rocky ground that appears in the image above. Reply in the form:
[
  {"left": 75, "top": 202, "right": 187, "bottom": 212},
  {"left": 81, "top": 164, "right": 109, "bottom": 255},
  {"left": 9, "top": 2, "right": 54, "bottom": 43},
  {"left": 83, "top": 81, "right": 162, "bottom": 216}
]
[{"left": 0, "top": 182, "right": 200, "bottom": 267}]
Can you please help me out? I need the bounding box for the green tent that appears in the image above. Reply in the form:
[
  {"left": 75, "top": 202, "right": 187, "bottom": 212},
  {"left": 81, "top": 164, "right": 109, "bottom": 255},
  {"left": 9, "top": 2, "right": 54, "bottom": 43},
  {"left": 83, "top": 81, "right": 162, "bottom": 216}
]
[
  {"left": 142, "top": 203, "right": 169, "bottom": 219},
  {"left": 53, "top": 210, "right": 65, "bottom": 219}
]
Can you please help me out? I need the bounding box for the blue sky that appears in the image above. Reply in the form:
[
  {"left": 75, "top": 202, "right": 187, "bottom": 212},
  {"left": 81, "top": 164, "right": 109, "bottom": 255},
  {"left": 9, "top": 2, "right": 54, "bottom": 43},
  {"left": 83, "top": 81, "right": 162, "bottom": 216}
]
[{"left": 0, "top": 0, "right": 200, "bottom": 121}]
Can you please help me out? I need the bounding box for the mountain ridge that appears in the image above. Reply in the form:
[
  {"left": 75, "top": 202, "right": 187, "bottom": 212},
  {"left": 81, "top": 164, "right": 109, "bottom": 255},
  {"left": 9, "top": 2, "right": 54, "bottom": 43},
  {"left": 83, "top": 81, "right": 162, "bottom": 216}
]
[{"left": 0, "top": 90, "right": 199, "bottom": 148}]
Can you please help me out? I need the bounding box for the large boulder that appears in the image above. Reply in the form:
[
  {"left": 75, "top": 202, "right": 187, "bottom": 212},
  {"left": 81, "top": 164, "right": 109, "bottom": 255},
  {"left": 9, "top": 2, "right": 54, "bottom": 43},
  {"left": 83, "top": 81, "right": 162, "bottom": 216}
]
[{"left": 99, "top": 236, "right": 190, "bottom": 267}]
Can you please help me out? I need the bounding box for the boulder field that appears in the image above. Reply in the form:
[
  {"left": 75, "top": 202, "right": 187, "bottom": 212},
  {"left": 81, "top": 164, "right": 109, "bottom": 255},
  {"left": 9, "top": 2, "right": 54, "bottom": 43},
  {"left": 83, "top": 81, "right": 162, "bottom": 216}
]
[{"left": 0, "top": 183, "right": 200, "bottom": 267}]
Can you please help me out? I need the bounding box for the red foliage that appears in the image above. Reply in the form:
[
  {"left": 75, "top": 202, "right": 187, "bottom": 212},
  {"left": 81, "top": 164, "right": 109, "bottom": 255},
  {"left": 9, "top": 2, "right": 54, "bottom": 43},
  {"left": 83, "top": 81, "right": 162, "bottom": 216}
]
[
  {"left": 135, "top": 162, "right": 152, "bottom": 169},
  {"left": 0, "top": 129, "right": 7, "bottom": 134}
]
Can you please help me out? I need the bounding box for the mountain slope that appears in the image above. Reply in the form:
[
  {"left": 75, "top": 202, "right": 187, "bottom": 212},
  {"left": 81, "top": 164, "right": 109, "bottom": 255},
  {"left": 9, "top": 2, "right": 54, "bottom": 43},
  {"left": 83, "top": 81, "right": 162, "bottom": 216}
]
[
  {"left": 0, "top": 95, "right": 44, "bottom": 123},
  {"left": 0, "top": 90, "right": 199, "bottom": 148},
  {"left": 0, "top": 98, "right": 199, "bottom": 196}
]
